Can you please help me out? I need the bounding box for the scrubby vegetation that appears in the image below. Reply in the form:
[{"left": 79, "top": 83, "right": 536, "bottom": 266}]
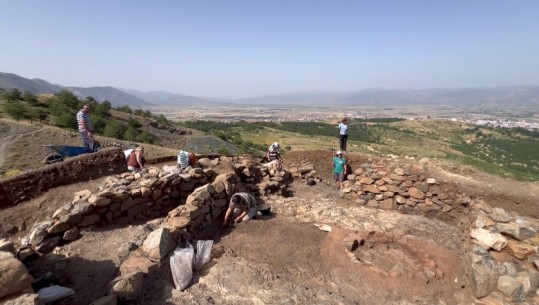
[{"left": 0, "top": 89, "right": 166, "bottom": 144}]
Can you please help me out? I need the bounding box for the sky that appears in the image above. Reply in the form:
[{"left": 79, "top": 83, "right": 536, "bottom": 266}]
[{"left": 1, "top": 1, "right": 539, "bottom": 98}]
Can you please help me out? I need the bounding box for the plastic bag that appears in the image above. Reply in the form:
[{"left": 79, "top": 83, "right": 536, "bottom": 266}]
[
  {"left": 170, "top": 242, "right": 194, "bottom": 291},
  {"left": 194, "top": 240, "right": 214, "bottom": 271}
]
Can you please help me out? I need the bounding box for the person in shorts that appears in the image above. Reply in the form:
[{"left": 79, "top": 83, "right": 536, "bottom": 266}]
[
  {"left": 222, "top": 192, "right": 258, "bottom": 228},
  {"left": 333, "top": 150, "right": 347, "bottom": 190}
]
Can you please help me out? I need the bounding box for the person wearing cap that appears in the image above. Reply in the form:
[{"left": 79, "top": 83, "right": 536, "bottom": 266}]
[
  {"left": 222, "top": 192, "right": 258, "bottom": 228},
  {"left": 333, "top": 150, "right": 347, "bottom": 190},
  {"left": 337, "top": 117, "right": 349, "bottom": 152},
  {"left": 127, "top": 146, "right": 146, "bottom": 172},
  {"left": 266, "top": 142, "right": 281, "bottom": 162},
  {"left": 76, "top": 103, "right": 95, "bottom": 152}
]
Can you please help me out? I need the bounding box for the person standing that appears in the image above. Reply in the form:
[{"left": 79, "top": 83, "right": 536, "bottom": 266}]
[
  {"left": 76, "top": 104, "right": 95, "bottom": 152},
  {"left": 222, "top": 192, "right": 258, "bottom": 228},
  {"left": 333, "top": 150, "right": 347, "bottom": 190},
  {"left": 337, "top": 117, "right": 349, "bottom": 152}
]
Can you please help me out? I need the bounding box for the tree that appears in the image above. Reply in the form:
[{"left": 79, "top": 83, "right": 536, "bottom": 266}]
[
  {"left": 55, "top": 90, "right": 80, "bottom": 110},
  {"left": 122, "top": 127, "right": 138, "bottom": 141},
  {"left": 55, "top": 113, "right": 77, "bottom": 129},
  {"left": 127, "top": 117, "right": 142, "bottom": 129},
  {"left": 3, "top": 102, "right": 27, "bottom": 121},
  {"left": 116, "top": 105, "right": 133, "bottom": 114},
  {"left": 93, "top": 100, "right": 111, "bottom": 117},
  {"left": 22, "top": 92, "right": 39, "bottom": 105},
  {"left": 103, "top": 121, "right": 126, "bottom": 139},
  {"left": 29, "top": 108, "right": 48, "bottom": 123},
  {"left": 6, "top": 89, "right": 22, "bottom": 101}
]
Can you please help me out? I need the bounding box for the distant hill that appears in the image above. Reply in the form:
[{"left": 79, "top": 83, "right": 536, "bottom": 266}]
[
  {"left": 0, "top": 71, "right": 154, "bottom": 109},
  {"left": 0, "top": 72, "right": 64, "bottom": 94},
  {"left": 238, "top": 87, "right": 539, "bottom": 108},
  {"left": 68, "top": 86, "right": 154, "bottom": 108},
  {"left": 121, "top": 89, "right": 221, "bottom": 107},
  {"left": 2, "top": 71, "right": 538, "bottom": 109}
]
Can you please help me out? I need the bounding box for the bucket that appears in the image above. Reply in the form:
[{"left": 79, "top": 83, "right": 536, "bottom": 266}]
[{"left": 258, "top": 203, "right": 271, "bottom": 216}]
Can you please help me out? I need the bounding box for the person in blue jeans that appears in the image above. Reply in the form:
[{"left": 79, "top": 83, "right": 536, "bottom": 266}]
[
  {"left": 337, "top": 117, "right": 349, "bottom": 152},
  {"left": 333, "top": 150, "right": 347, "bottom": 190}
]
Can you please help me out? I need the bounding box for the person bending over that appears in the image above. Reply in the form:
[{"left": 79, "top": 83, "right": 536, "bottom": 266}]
[{"left": 222, "top": 192, "right": 258, "bottom": 228}]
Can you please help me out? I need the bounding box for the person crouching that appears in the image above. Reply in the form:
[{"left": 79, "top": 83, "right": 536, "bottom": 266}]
[
  {"left": 127, "top": 146, "right": 146, "bottom": 172},
  {"left": 222, "top": 192, "right": 258, "bottom": 228}
]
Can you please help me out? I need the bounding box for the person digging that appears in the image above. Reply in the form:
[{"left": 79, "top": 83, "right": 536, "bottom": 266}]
[{"left": 222, "top": 192, "right": 258, "bottom": 228}]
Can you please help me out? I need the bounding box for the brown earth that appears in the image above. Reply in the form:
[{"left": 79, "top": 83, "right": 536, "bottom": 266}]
[{"left": 0, "top": 151, "right": 538, "bottom": 304}]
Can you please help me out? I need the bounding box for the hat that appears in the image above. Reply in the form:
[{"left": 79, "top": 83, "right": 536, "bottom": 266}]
[
  {"left": 336, "top": 151, "right": 342, "bottom": 155},
  {"left": 273, "top": 142, "right": 279, "bottom": 147}
]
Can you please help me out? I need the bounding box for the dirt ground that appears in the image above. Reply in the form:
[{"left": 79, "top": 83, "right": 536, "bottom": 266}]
[{"left": 0, "top": 152, "right": 537, "bottom": 304}]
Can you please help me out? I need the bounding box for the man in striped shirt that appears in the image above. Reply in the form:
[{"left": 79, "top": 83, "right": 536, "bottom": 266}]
[{"left": 76, "top": 104, "right": 95, "bottom": 152}]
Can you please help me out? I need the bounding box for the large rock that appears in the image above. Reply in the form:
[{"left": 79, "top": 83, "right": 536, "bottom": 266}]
[
  {"left": 490, "top": 207, "right": 511, "bottom": 223},
  {"left": 28, "top": 221, "right": 52, "bottom": 246},
  {"left": 515, "top": 271, "right": 539, "bottom": 295},
  {"left": 0, "top": 293, "right": 41, "bottom": 305},
  {"left": 497, "top": 275, "right": 525, "bottom": 302},
  {"left": 496, "top": 222, "right": 522, "bottom": 241},
  {"left": 141, "top": 228, "right": 175, "bottom": 262},
  {"left": 0, "top": 253, "right": 33, "bottom": 298},
  {"left": 109, "top": 271, "right": 144, "bottom": 301},
  {"left": 507, "top": 240, "right": 536, "bottom": 260},
  {"left": 120, "top": 255, "right": 158, "bottom": 275},
  {"left": 470, "top": 228, "right": 508, "bottom": 251},
  {"left": 469, "top": 253, "right": 499, "bottom": 298},
  {"left": 474, "top": 214, "right": 496, "bottom": 228}
]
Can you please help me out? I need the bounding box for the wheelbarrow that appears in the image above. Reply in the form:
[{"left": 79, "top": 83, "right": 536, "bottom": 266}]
[{"left": 42, "top": 145, "right": 91, "bottom": 164}]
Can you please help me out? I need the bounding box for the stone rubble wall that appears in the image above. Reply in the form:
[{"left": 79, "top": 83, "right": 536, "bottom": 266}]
[
  {"left": 0, "top": 227, "right": 40, "bottom": 304},
  {"left": 284, "top": 159, "right": 539, "bottom": 304},
  {"left": 20, "top": 156, "right": 291, "bottom": 256},
  {"left": 0, "top": 148, "right": 127, "bottom": 207}
]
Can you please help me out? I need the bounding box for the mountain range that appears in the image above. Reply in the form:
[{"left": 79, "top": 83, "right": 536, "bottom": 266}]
[{"left": 1, "top": 71, "right": 538, "bottom": 109}]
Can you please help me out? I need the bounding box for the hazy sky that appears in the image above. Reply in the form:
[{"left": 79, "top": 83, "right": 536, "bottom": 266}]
[{"left": 1, "top": 1, "right": 538, "bottom": 98}]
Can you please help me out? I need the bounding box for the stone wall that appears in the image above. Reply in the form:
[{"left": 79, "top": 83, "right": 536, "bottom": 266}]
[
  {"left": 20, "top": 156, "right": 291, "bottom": 256},
  {"left": 0, "top": 148, "right": 127, "bottom": 207}
]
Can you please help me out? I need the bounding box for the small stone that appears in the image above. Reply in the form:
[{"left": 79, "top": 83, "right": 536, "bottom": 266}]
[
  {"left": 408, "top": 187, "right": 426, "bottom": 200},
  {"left": 474, "top": 214, "right": 496, "bottom": 228},
  {"left": 394, "top": 168, "right": 405, "bottom": 176},
  {"left": 426, "top": 177, "right": 437, "bottom": 184},
  {"left": 380, "top": 199, "right": 393, "bottom": 209}
]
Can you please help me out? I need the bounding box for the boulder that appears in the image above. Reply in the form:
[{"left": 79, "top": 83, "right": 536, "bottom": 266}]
[
  {"left": 507, "top": 240, "right": 536, "bottom": 260},
  {"left": 490, "top": 207, "right": 511, "bottom": 223},
  {"left": 0, "top": 254, "right": 33, "bottom": 299},
  {"left": 394, "top": 168, "right": 405, "bottom": 176},
  {"left": 120, "top": 255, "right": 157, "bottom": 275},
  {"left": 470, "top": 228, "right": 508, "bottom": 251},
  {"left": 109, "top": 271, "right": 144, "bottom": 301},
  {"left": 474, "top": 214, "right": 496, "bottom": 228},
  {"left": 36, "top": 236, "right": 61, "bottom": 253},
  {"left": 496, "top": 222, "right": 522, "bottom": 241},
  {"left": 469, "top": 253, "right": 499, "bottom": 298},
  {"left": 496, "top": 275, "right": 525, "bottom": 302},
  {"left": 380, "top": 199, "right": 394, "bottom": 210},
  {"left": 141, "top": 228, "right": 175, "bottom": 262},
  {"left": 363, "top": 185, "right": 380, "bottom": 194},
  {"left": 28, "top": 221, "right": 52, "bottom": 246},
  {"left": 78, "top": 214, "right": 100, "bottom": 227},
  {"left": 0, "top": 293, "right": 41, "bottom": 305},
  {"left": 358, "top": 177, "right": 374, "bottom": 185},
  {"left": 515, "top": 271, "right": 539, "bottom": 295}
]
